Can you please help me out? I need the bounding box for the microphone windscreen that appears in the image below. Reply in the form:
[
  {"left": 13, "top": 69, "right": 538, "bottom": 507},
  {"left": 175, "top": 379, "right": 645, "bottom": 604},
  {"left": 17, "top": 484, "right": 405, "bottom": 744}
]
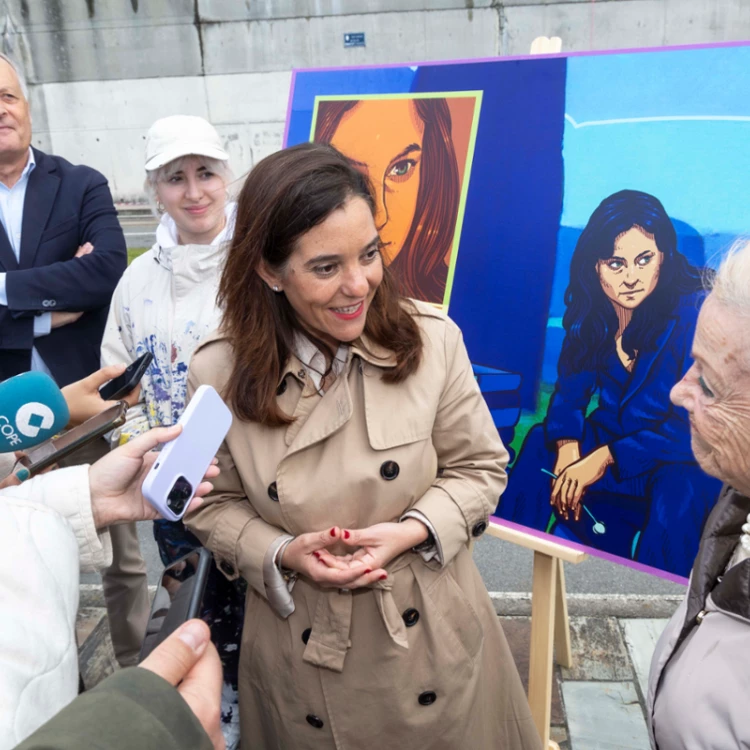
[{"left": 0, "top": 371, "right": 70, "bottom": 452}]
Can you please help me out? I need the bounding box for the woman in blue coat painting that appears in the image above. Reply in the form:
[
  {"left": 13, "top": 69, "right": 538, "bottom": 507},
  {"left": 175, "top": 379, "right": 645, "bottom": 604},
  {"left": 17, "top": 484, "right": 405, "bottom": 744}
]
[{"left": 500, "top": 190, "right": 722, "bottom": 577}]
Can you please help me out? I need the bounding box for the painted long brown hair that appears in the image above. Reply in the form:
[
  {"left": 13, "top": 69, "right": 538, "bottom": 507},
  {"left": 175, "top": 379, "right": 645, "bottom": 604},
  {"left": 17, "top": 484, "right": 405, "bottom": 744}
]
[
  {"left": 315, "top": 98, "right": 460, "bottom": 304},
  {"left": 218, "top": 142, "right": 424, "bottom": 426}
]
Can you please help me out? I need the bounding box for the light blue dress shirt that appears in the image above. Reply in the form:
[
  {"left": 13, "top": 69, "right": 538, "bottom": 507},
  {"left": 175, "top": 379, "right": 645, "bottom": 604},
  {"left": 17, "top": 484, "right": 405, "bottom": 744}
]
[{"left": 0, "top": 148, "right": 53, "bottom": 375}]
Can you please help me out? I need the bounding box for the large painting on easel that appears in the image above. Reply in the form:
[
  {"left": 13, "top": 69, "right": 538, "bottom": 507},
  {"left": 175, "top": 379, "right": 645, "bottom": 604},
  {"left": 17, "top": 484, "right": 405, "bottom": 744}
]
[{"left": 285, "top": 42, "right": 750, "bottom": 580}]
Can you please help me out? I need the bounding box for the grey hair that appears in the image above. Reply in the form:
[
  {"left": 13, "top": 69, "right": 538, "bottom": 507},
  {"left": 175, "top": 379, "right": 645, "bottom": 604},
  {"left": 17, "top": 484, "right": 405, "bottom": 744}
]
[
  {"left": 0, "top": 52, "right": 28, "bottom": 99},
  {"left": 144, "top": 155, "right": 234, "bottom": 217},
  {"left": 709, "top": 238, "right": 750, "bottom": 318}
]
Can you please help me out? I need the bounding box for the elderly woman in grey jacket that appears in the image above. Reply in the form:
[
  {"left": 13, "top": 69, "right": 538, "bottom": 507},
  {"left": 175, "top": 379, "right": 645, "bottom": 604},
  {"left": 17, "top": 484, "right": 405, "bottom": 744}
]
[{"left": 648, "top": 238, "right": 750, "bottom": 749}]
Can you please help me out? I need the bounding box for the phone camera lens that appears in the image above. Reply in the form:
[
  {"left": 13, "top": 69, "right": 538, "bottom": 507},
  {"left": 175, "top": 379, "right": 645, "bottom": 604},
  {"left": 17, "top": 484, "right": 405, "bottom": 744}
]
[{"left": 167, "top": 475, "right": 193, "bottom": 514}]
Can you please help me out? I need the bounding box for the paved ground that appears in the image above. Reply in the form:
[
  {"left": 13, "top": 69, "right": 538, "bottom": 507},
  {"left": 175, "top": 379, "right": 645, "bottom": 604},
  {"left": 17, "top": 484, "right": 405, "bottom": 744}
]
[{"left": 77, "top": 600, "right": 673, "bottom": 749}]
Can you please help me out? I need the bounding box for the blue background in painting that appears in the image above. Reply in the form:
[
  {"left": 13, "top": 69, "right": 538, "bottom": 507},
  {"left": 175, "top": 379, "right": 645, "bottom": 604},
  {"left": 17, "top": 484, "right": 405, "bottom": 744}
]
[
  {"left": 287, "top": 59, "right": 568, "bottom": 410},
  {"left": 541, "top": 44, "right": 750, "bottom": 383}
]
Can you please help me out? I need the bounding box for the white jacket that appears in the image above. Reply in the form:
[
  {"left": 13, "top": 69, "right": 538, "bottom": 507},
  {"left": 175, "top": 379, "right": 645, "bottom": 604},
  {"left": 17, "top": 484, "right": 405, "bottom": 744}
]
[
  {"left": 0, "top": 467, "right": 112, "bottom": 750},
  {"left": 101, "top": 204, "right": 235, "bottom": 436}
]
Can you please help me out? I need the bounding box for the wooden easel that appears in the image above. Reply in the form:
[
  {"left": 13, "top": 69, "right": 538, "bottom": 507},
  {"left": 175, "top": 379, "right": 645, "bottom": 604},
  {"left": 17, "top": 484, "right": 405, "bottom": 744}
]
[{"left": 487, "top": 521, "right": 587, "bottom": 750}]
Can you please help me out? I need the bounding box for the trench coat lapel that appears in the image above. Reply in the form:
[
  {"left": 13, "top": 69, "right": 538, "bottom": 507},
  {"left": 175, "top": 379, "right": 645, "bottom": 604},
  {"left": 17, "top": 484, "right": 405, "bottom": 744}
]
[
  {"left": 283, "top": 364, "right": 354, "bottom": 458},
  {"left": 621, "top": 317, "right": 676, "bottom": 408},
  {"left": 20, "top": 150, "right": 60, "bottom": 270}
]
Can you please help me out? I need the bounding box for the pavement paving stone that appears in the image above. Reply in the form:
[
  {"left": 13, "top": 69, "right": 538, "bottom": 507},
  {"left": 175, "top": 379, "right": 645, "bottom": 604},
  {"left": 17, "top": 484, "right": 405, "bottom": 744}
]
[
  {"left": 562, "top": 616, "right": 634, "bottom": 682},
  {"left": 620, "top": 619, "right": 669, "bottom": 699},
  {"left": 562, "top": 681, "right": 651, "bottom": 749},
  {"left": 77, "top": 607, "right": 117, "bottom": 690},
  {"left": 500, "top": 616, "right": 565, "bottom": 726}
]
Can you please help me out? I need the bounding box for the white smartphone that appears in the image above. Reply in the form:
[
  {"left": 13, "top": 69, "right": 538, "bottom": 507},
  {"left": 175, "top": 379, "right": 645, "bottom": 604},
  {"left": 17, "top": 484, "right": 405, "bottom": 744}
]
[{"left": 142, "top": 385, "right": 232, "bottom": 522}]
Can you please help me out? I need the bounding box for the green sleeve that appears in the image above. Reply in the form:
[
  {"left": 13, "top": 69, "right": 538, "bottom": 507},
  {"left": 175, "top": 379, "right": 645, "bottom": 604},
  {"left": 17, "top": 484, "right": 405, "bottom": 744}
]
[{"left": 13, "top": 668, "right": 213, "bottom": 750}]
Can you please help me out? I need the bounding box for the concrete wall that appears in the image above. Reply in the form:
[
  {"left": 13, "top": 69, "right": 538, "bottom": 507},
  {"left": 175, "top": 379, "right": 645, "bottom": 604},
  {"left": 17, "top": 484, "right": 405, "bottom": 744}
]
[{"left": 6, "top": 0, "right": 750, "bottom": 200}]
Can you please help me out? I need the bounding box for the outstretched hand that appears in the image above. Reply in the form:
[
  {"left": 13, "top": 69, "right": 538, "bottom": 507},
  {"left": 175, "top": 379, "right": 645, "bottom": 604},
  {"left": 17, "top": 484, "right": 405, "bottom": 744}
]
[
  {"left": 62, "top": 363, "right": 143, "bottom": 427},
  {"left": 139, "top": 619, "right": 225, "bottom": 750},
  {"left": 87, "top": 425, "right": 219, "bottom": 528}
]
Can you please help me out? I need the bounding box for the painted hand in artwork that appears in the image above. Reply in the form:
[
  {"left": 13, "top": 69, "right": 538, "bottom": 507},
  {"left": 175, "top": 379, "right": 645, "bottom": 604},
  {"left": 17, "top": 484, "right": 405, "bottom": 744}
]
[
  {"left": 551, "top": 445, "right": 613, "bottom": 521},
  {"left": 553, "top": 441, "right": 581, "bottom": 478}
]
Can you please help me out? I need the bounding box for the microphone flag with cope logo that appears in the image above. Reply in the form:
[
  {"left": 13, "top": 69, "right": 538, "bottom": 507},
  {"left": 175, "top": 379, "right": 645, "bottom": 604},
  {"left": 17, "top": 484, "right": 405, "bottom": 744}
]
[{"left": 0, "top": 371, "right": 69, "bottom": 452}]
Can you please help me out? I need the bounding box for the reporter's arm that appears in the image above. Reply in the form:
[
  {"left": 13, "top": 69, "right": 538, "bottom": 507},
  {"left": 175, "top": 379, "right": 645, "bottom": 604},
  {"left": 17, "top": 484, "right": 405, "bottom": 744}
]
[
  {"left": 1, "top": 466, "right": 111, "bottom": 572},
  {"left": 12, "top": 664, "right": 216, "bottom": 750}
]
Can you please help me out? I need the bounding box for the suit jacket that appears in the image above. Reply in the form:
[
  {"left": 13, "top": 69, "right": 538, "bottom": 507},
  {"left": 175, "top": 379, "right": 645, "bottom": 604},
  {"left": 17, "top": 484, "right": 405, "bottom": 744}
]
[
  {"left": 0, "top": 148, "right": 127, "bottom": 386},
  {"left": 545, "top": 291, "right": 703, "bottom": 481}
]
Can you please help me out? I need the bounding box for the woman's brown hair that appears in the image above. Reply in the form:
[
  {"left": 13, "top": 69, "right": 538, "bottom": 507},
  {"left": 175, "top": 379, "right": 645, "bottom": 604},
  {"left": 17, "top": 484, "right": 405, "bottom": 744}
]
[
  {"left": 218, "top": 142, "right": 424, "bottom": 426},
  {"left": 315, "top": 98, "right": 460, "bottom": 304}
]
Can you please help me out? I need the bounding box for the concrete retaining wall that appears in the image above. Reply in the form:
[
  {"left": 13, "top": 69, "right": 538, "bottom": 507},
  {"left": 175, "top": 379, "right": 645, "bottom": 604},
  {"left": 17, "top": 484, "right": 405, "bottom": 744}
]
[{"left": 7, "top": 0, "right": 749, "bottom": 199}]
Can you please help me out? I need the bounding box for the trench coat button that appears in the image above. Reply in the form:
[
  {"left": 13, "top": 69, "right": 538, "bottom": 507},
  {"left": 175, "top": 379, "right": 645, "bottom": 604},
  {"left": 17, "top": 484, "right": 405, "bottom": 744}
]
[
  {"left": 380, "top": 461, "right": 400, "bottom": 480},
  {"left": 276, "top": 379, "right": 287, "bottom": 396},
  {"left": 219, "top": 559, "right": 235, "bottom": 577},
  {"left": 302, "top": 627, "right": 311, "bottom": 645},
  {"left": 402, "top": 608, "right": 420, "bottom": 627},
  {"left": 418, "top": 691, "right": 437, "bottom": 706},
  {"left": 306, "top": 714, "right": 324, "bottom": 729},
  {"left": 472, "top": 521, "right": 487, "bottom": 537},
  {"left": 297, "top": 368, "right": 306, "bottom": 379},
  {"left": 268, "top": 482, "right": 279, "bottom": 501}
]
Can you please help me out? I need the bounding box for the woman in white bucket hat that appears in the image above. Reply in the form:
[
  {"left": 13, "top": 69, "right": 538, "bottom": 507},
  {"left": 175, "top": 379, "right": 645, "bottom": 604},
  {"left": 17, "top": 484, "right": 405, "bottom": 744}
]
[{"left": 101, "top": 114, "right": 243, "bottom": 747}]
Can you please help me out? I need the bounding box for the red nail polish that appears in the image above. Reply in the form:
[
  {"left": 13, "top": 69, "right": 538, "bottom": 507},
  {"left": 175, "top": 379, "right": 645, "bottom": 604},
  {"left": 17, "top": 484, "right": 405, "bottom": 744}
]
[
  {"left": 330, "top": 528, "right": 336, "bottom": 537},
  {"left": 344, "top": 530, "right": 350, "bottom": 540},
  {"left": 379, "top": 574, "right": 387, "bottom": 580},
  {"left": 364, "top": 569, "right": 372, "bottom": 574}
]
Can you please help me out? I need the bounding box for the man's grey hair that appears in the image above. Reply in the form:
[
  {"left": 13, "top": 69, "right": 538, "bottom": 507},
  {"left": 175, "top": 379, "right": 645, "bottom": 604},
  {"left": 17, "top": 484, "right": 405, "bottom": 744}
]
[
  {"left": 143, "top": 155, "right": 234, "bottom": 217},
  {"left": 0, "top": 52, "right": 28, "bottom": 99},
  {"left": 709, "top": 238, "right": 750, "bottom": 318}
]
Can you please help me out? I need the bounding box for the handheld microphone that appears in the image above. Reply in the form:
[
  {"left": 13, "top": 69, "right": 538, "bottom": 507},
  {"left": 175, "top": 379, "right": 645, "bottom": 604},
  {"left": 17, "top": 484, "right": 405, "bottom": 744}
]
[{"left": 0, "top": 371, "right": 70, "bottom": 453}]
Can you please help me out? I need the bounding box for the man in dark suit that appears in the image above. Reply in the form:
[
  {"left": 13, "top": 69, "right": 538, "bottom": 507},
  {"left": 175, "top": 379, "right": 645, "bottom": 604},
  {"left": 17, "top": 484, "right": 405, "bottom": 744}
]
[
  {"left": 0, "top": 57, "right": 126, "bottom": 384},
  {"left": 0, "top": 53, "right": 149, "bottom": 667}
]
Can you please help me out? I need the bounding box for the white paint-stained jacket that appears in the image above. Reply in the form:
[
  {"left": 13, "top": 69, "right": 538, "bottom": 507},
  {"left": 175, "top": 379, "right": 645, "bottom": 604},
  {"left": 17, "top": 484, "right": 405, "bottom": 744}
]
[{"left": 101, "top": 205, "right": 235, "bottom": 436}]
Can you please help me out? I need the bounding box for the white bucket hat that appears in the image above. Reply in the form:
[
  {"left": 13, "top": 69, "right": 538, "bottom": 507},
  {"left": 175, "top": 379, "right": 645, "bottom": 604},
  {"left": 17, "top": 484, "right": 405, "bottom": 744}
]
[{"left": 145, "top": 115, "right": 229, "bottom": 171}]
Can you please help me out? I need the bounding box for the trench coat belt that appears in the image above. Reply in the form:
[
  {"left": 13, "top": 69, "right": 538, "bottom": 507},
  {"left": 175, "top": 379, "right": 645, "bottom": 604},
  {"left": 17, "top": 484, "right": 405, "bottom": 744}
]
[{"left": 303, "top": 554, "right": 414, "bottom": 673}]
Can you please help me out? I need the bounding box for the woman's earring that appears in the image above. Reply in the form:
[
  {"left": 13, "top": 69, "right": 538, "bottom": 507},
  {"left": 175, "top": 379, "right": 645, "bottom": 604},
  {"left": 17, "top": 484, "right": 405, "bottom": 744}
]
[
  {"left": 156, "top": 201, "right": 165, "bottom": 213},
  {"left": 272, "top": 285, "right": 281, "bottom": 293}
]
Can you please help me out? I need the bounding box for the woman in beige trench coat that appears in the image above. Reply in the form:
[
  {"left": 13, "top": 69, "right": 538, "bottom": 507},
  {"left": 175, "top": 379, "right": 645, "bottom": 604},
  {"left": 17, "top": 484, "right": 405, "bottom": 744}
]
[{"left": 185, "top": 142, "right": 540, "bottom": 749}]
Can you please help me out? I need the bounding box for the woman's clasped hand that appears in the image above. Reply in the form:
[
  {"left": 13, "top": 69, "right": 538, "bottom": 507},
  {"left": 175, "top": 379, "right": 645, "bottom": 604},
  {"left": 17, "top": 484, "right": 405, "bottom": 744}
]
[{"left": 281, "top": 520, "right": 429, "bottom": 589}]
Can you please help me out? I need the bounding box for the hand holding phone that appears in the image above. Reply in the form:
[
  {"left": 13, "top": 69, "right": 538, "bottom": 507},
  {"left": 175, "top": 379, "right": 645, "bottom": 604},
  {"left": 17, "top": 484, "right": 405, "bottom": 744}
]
[
  {"left": 139, "top": 547, "right": 212, "bottom": 661},
  {"left": 142, "top": 385, "right": 232, "bottom": 521},
  {"left": 18, "top": 402, "right": 128, "bottom": 477},
  {"left": 98, "top": 352, "right": 153, "bottom": 402}
]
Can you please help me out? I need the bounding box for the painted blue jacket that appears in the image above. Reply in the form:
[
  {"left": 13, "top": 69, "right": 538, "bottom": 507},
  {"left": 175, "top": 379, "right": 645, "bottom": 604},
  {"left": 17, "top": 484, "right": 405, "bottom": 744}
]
[{"left": 544, "top": 291, "right": 703, "bottom": 481}]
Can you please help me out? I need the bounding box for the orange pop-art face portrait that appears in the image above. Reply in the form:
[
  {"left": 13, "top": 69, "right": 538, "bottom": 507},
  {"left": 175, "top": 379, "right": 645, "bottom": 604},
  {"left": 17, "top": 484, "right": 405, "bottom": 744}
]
[{"left": 315, "top": 97, "right": 461, "bottom": 305}]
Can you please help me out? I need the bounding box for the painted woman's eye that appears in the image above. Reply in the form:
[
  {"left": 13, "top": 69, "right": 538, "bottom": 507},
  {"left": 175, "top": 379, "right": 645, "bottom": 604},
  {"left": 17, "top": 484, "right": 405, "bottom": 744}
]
[
  {"left": 387, "top": 159, "right": 417, "bottom": 183},
  {"left": 636, "top": 253, "right": 655, "bottom": 267},
  {"left": 606, "top": 259, "right": 624, "bottom": 271}
]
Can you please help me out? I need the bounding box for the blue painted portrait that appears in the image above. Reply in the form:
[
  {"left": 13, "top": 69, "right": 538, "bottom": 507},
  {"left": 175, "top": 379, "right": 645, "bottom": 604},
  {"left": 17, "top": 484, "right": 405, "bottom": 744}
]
[{"left": 498, "top": 190, "right": 722, "bottom": 576}]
